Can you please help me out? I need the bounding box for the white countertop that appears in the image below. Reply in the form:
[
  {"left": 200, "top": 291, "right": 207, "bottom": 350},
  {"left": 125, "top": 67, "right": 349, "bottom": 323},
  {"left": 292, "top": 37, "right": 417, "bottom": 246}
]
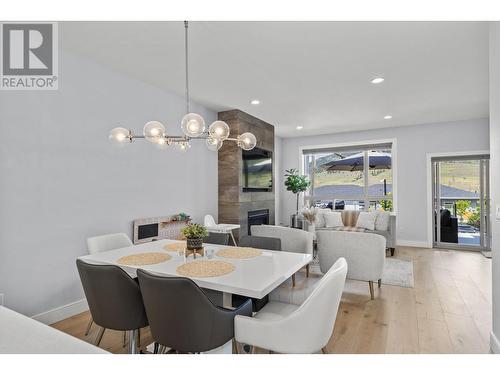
[
  {"left": 78, "top": 239, "right": 312, "bottom": 299},
  {"left": 0, "top": 306, "right": 108, "bottom": 354}
]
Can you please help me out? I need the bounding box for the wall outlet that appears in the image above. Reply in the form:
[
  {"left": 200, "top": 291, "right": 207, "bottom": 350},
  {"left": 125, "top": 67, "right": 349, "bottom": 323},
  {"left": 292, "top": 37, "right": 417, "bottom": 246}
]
[
  {"left": 0, "top": 293, "right": 4, "bottom": 306},
  {"left": 496, "top": 205, "right": 500, "bottom": 220}
]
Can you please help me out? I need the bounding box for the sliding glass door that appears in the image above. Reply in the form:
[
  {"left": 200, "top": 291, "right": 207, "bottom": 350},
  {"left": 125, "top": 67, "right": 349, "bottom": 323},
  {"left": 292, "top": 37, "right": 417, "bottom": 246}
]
[{"left": 432, "top": 156, "right": 490, "bottom": 250}]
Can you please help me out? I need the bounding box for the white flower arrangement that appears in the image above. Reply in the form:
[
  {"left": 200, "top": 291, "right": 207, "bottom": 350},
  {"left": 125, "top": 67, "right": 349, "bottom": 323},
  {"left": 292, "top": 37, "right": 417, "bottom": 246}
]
[{"left": 300, "top": 206, "right": 318, "bottom": 224}]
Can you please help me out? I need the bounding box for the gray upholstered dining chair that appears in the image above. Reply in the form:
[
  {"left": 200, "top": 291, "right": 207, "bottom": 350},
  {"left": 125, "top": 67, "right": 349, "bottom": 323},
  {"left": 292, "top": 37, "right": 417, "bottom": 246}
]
[
  {"left": 251, "top": 225, "right": 313, "bottom": 285},
  {"left": 232, "top": 235, "right": 282, "bottom": 312},
  {"left": 137, "top": 269, "right": 252, "bottom": 354},
  {"left": 76, "top": 259, "right": 149, "bottom": 353},
  {"left": 239, "top": 235, "right": 281, "bottom": 251},
  {"left": 84, "top": 233, "right": 133, "bottom": 339},
  {"left": 205, "top": 232, "right": 230, "bottom": 245}
]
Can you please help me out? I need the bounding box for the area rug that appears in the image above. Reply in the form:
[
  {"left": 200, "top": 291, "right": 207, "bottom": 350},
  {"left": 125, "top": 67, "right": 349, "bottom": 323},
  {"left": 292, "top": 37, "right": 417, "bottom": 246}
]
[
  {"left": 381, "top": 258, "right": 414, "bottom": 288},
  {"left": 309, "top": 257, "right": 414, "bottom": 288}
]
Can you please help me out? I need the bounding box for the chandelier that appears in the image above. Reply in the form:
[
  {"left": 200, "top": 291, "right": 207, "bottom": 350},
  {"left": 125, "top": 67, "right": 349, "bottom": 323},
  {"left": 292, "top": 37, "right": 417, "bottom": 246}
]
[{"left": 109, "top": 21, "right": 257, "bottom": 152}]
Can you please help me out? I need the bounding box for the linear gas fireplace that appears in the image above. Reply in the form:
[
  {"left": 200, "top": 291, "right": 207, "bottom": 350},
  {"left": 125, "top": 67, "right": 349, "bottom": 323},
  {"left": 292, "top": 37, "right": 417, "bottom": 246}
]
[{"left": 247, "top": 209, "right": 270, "bottom": 235}]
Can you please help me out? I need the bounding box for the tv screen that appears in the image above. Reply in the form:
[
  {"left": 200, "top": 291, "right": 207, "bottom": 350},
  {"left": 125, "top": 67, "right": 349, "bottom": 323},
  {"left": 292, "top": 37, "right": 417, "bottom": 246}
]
[{"left": 242, "top": 148, "right": 273, "bottom": 192}]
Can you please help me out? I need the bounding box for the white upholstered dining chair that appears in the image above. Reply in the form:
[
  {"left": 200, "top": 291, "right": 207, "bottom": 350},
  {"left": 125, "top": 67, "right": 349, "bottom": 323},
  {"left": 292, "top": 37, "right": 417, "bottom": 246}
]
[
  {"left": 84, "top": 233, "right": 133, "bottom": 342},
  {"left": 251, "top": 225, "right": 314, "bottom": 285},
  {"left": 234, "top": 257, "right": 347, "bottom": 354},
  {"left": 86, "top": 233, "right": 133, "bottom": 255}
]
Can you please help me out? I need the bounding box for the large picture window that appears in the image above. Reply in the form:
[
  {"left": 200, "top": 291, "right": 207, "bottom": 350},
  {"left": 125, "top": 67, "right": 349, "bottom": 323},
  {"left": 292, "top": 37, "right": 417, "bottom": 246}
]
[{"left": 302, "top": 143, "right": 393, "bottom": 211}]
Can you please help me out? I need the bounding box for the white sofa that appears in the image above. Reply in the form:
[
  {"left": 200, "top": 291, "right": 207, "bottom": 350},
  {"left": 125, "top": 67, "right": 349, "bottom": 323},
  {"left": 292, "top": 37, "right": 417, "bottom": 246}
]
[
  {"left": 315, "top": 209, "right": 396, "bottom": 256},
  {"left": 316, "top": 230, "right": 386, "bottom": 299}
]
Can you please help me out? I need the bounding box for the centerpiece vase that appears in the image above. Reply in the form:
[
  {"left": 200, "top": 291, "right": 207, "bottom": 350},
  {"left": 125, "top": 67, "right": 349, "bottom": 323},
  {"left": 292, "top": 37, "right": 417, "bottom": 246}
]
[{"left": 186, "top": 237, "right": 203, "bottom": 250}]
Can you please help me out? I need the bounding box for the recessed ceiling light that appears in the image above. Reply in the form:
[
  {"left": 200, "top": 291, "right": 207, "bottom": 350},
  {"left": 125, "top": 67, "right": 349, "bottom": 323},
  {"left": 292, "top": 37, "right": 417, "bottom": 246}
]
[
  {"left": 296, "top": 126, "right": 303, "bottom": 130},
  {"left": 384, "top": 115, "right": 392, "bottom": 120},
  {"left": 371, "top": 77, "right": 385, "bottom": 84},
  {"left": 250, "top": 99, "right": 260, "bottom": 105}
]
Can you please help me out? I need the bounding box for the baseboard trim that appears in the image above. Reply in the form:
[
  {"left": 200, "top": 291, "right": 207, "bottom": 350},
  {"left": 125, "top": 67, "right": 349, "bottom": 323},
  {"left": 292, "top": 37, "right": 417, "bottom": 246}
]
[
  {"left": 397, "top": 240, "right": 430, "bottom": 248},
  {"left": 31, "top": 298, "right": 88, "bottom": 325},
  {"left": 491, "top": 331, "right": 500, "bottom": 354}
]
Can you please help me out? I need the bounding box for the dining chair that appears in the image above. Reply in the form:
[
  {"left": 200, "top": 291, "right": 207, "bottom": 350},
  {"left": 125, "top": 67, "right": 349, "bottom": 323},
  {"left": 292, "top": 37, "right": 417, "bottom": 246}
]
[
  {"left": 84, "top": 233, "right": 133, "bottom": 340},
  {"left": 232, "top": 235, "right": 282, "bottom": 312},
  {"left": 137, "top": 269, "right": 252, "bottom": 354},
  {"left": 239, "top": 235, "right": 281, "bottom": 251},
  {"left": 76, "top": 259, "right": 149, "bottom": 354},
  {"left": 234, "top": 257, "right": 347, "bottom": 354},
  {"left": 251, "top": 225, "right": 313, "bottom": 285},
  {"left": 205, "top": 232, "right": 230, "bottom": 245}
]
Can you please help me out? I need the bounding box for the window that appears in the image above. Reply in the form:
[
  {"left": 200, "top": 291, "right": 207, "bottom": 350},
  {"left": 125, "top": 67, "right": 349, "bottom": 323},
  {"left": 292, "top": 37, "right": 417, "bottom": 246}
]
[{"left": 302, "top": 143, "right": 393, "bottom": 211}]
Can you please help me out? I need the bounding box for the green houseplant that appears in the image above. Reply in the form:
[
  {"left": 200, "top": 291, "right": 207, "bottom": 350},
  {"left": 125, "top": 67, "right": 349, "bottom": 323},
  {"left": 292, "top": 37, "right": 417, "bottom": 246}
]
[
  {"left": 284, "top": 169, "right": 311, "bottom": 213},
  {"left": 181, "top": 223, "right": 208, "bottom": 250}
]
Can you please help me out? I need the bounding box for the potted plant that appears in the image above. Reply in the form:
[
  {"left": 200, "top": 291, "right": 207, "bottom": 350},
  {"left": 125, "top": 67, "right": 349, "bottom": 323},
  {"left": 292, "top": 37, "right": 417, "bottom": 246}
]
[
  {"left": 181, "top": 223, "right": 208, "bottom": 250},
  {"left": 284, "top": 169, "right": 310, "bottom": 228},
  {"left": 284, "top": 168, "right": 310, "bottom": 213}
]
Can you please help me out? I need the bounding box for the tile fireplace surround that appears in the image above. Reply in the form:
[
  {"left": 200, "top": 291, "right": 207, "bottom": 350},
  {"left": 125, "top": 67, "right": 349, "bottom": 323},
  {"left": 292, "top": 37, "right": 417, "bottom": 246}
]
[{"left": 217, "top": 110, "right": 275, "bottom": 239}]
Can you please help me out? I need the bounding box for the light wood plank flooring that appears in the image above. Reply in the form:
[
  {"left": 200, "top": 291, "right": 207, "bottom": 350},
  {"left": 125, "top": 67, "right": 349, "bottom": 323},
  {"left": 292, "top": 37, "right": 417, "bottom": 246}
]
[{"left": 51, "top": 246, "right": 492, "bottom": 354}]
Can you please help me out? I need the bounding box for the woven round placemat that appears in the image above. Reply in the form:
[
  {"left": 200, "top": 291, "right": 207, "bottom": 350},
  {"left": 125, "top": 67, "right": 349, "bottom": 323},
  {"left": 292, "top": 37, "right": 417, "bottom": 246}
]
[
  {"left": 117, "top": 252, "right": 171, "bottom": 266},
  {"left": 216, "top": 247, "right": 262, "bottom": 259},
  {"left": 163, "top": 242, "right": 186, "bottom": 252},
  {"left": 176, "top": 260, "right": 235, "bottom": 278}
]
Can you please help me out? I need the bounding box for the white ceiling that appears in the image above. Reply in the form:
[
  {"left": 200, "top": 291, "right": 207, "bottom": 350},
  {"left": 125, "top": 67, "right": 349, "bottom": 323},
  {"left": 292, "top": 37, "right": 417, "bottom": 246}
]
[{"left": 60, "top": 21, "right": 489, "bottom": 138}]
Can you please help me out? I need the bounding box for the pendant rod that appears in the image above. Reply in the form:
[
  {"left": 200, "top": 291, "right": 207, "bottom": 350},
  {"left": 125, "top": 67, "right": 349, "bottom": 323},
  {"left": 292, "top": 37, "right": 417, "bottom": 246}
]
[{"left": 184, "top": 20, "right": 190, "bottom": 114}]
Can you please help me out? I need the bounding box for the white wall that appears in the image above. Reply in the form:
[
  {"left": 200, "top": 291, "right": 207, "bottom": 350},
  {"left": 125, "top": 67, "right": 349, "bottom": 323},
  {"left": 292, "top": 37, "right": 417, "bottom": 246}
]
[
  {"left": 0, "top": 50, "right": 217, "bottom": 319},
  {"left": 279, "top": 119, "right": 489, "bottom": 246},
  {"left": 489, "top": 22, "right": 500, "bottom": 354},
  {"left": 274, "top": 136, "right": 283, "bottom": 224}
]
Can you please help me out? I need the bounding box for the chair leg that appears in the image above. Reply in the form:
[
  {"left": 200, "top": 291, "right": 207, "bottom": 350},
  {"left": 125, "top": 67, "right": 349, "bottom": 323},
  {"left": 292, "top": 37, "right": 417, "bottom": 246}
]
[
  {"left": 322, "top": 347, "right": 328, "bottom": 354},
  {"left": 390, "top": 248, "right": 395, "bottom": 257},
  {"left": 84, "top": 317, "right": 93, "bottom": 336},
  {"left": 122, "top": 331, "right": 127, "bottom": 347},
  {"left": 94, "top": 327, "right": 105, "bottom": 347},
  {"left": 369, "top": 281, "right": 375, "bottom": 300},
  {"left": 292, "top": 273, "right": 296, "bottom": 287},
  {"left": 128, "top": 329, "right": 138, "bottom": 354},
  {"left": 232, "top": 339, "right": 239, "bottom": 354},
  {"left": 230, "top": 231, "right": 238, "bottom": 246},
  {"left": 378, "top": 278, "right": 382, "bottom": 288},
  {"left": 137, "top": 328, "right": 141, "bottom": 348},
  {"left": 153, "top": 342, "right": 159, "bottom": 354},
  {"left": 306, "top": 264, "right": 310, "bottom": 278}
]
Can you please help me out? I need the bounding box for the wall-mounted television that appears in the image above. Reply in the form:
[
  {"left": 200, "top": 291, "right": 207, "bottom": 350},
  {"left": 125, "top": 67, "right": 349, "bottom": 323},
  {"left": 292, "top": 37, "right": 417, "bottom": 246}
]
[{"left": 242, "top": 147, "right": 273, "bottom": 192}]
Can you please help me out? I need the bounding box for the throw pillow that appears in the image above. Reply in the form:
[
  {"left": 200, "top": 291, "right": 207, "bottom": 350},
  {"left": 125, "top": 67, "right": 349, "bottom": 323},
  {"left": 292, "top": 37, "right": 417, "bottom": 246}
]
[
  {"left": 315, "top": 208, "right": 331, "bottom": 228},
  {"left": 324, "top": 211, "right": 343, "bottom": 228},
  {"left": 356, "top": 211, "right": 378, "bottom": 231},
  {"left": 375, "top": 211, "right": 390, "bottom": 231}
]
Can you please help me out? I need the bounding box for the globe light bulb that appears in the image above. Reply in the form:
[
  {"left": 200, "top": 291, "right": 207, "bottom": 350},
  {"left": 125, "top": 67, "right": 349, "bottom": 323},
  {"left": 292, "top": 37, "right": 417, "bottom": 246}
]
[
  {"left": 181, "top": 113, "right": 205, "bottom": 137},
  {"left": 237, "top": 132, "right": 257, "bottom": 150},
  {"left": 143, "top": 121, "right": 166, "bottom": 143},
  {"left": 176, "top": 140, "right": 191, "bottom": 152},
  {"left": 208, "top": 121, "right": 230, "bottom": 141},
  {"left": 109, "top": 127, "right": 130, "bottom": 145},
  {"left": 155, "top": 137, "right": 170, "bottom": 150},
  {"left": 206, "top": 137, "right": 223, "bottom": 151}
]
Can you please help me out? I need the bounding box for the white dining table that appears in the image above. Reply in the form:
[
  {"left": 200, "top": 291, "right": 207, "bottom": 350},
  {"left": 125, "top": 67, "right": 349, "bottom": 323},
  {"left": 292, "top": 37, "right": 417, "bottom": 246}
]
[{"left": 78, "top": 239, "right": 312, "bottom": 307}]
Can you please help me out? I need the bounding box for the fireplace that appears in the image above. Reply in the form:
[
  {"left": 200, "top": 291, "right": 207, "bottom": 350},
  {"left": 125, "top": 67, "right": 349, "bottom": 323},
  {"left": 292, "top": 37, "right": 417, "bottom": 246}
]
[{"left": 247, "top": 209, "right": 270, "bottom": 235}]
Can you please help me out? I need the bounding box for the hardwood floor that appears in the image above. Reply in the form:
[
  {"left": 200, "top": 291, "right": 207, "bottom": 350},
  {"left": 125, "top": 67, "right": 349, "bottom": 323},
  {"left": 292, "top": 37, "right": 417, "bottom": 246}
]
[{"left": 51, "top": 246, "right": 492, "bottom": 354}]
